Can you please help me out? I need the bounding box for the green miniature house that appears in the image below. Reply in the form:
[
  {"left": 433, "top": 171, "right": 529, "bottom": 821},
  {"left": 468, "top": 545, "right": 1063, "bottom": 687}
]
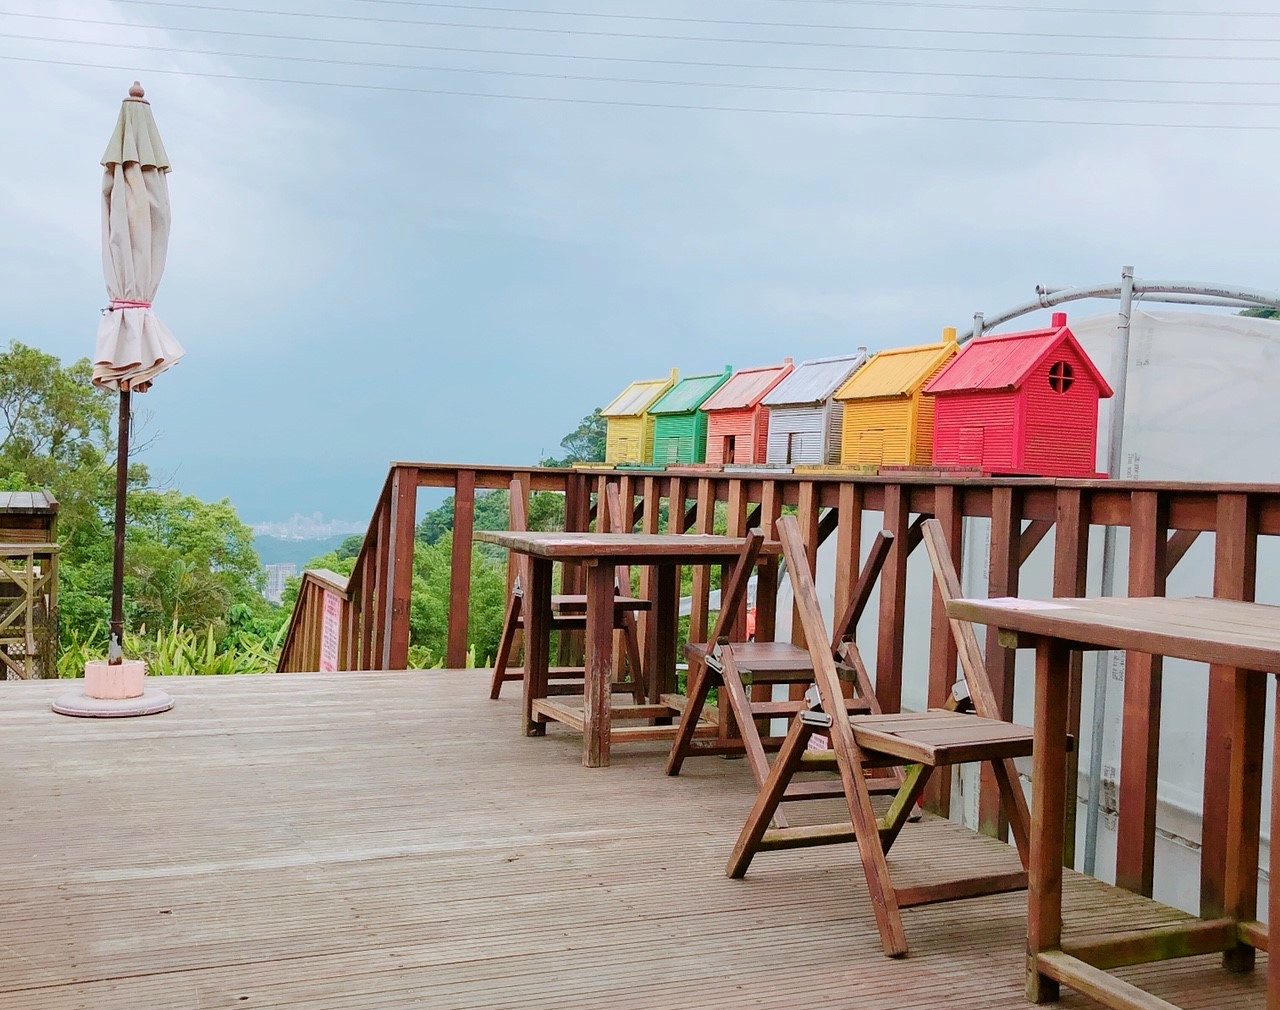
[{"left": 648, "top": 367, "right": 733, "bottom": 465}]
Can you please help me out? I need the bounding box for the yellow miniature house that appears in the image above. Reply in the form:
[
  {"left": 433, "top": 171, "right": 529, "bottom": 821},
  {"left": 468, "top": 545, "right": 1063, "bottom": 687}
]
[
  {"left": 833, "top": 330, "right": 958, "bottom": 466},
  {"left": 601, "top": 369, "right": 678, "bottom": 464}
]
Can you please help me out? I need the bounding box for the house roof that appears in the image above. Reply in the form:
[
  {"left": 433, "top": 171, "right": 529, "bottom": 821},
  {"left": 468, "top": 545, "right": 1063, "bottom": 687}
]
[
  {"left": 924, "top": 315, "right": 1113, "bottom": 397},
  {"left": 701, "top": 359, "right": 794, "bottom": 412},
  {"left": 833, "top": 336, "right": 958, "bottom": 402},
  {"left": 761, "top": 351, "right": 869, "bottom": 408},
  {"left": 649, "top": 367, "right": 733, "bottom": 415},
  {"left": 0, "top": 490, "right": 58, "bottom": 514},
  {"left": 601, "top": 369, "right": 678, "bottom": 418}
]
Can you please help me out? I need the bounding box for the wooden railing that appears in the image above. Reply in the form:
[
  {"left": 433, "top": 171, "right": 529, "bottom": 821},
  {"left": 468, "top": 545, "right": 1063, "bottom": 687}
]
[{"left": 277, "top": 461, "right": 1280, "bottom": 915}]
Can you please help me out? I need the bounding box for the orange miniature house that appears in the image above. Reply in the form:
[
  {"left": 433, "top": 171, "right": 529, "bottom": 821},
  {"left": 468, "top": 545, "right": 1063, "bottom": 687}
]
[
  {"left": 833, "top": 333, "right": 958, "bottom": 466},
  {"left": 701, "top": 358, "right": 794, "bottom": 466},
  {"left": 924, "top": 312, "right": 1113, "bottom": 477}
]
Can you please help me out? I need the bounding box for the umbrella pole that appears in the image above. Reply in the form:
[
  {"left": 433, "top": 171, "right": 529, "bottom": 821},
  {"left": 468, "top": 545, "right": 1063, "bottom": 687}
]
[{"left": 108, "top": 385, "right": 131, "bottom": 665}]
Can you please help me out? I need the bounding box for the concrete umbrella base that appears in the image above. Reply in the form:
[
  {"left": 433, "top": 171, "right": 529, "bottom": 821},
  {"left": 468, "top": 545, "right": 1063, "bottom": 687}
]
[
  {"left": 52, "top": 687, "right": 174, "bottom": 718},
  {"left": 52, "top": 660, "right": 173, "bottom": 718}
]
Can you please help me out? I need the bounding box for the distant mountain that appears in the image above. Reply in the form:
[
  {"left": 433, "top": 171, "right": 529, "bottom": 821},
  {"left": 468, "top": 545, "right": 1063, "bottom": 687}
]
[{"left": 254, "top": 534, "right": 352, "bottom": 569}]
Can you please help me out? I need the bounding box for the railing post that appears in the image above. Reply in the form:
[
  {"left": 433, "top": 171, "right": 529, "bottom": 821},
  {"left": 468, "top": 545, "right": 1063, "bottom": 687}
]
[
  {"left": 876, "top": 482, "right": 909, "bottom": 714},
  {"left": 832, "top": 482, "right": 862, "bottom": 624},
  {"left": 1115, "top": 489, "right": 1168, "bottom": 895},
  {"left": 445, "top": 468, "right": 474, "bottom": 669},
  {"left": 1201, "top": 493, "right": 1260, "bottom": 951},
  {"left": 754, "top": 480, "right": 781, "bottom": 645},
  {"left": 372, "top": 490, "right": 392, "bottom": 669},
  {"left": 688, "top": 478, "right": 715, "bottom": 644},
  {"left": 981, "top": 485, "right": 1022, "bottom": 840},
  {"left": 925, "top": 483, "right": 962, "bottom": 816},
  {"left": 1052, "top": 487, "right": 1090, "bottom": 866},
  {"left": 383, "top": 466, "right": 419, "bottom": 670}
]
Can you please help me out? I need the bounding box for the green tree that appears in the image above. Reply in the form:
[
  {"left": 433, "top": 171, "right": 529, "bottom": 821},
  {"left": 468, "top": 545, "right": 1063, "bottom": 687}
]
[
  {"left": 1241, "top": 307, "right": 1278, "bottom": 319},
  {"left": 540, "top": 407, "right": 606, "bottom": 467}
]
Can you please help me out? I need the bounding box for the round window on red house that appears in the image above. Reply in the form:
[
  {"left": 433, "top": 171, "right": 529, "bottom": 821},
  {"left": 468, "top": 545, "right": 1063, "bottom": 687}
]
[{"left": 1048, "top": 360, "right": 1074, "bottom": 393}]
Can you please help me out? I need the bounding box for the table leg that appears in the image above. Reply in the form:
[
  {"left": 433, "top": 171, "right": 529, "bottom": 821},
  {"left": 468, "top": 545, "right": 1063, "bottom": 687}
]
[
  {"left": 1027, "top": 638, "right": 1071, "bottom": 1004},
  {"left": 1268, "top": 676, "right": 1280, "bottom": 1009},
  {"left": 583, "top": 562, "right": 616, "bottom": 768},
  {"left": 1223, "top": 668, "right": 1266, "bottom": 973},
  {"left": 521, "top": 557, "right": 552, "bottom": 737},
  {"left": 649, "top": 562, "right": 680, "bottom": 707}
]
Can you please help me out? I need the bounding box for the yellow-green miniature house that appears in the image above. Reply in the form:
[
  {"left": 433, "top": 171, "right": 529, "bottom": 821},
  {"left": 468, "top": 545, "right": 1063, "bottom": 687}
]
[
  {"left": 833, "top": 331, "right": 958, "bottom": 467},
  {"left": 601, "top": 369, "right": 678, "bottom": 464}
]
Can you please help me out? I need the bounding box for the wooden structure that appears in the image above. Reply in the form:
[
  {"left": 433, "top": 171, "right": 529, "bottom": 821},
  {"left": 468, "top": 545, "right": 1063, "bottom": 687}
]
[
  {"left": 833, "top": 331, "right": 958, "bottom": 467},
  {"left": 278, "top": 460, "right": 1280, "bottom": 926},
  {"left": 0, "top": 670, "right": 1265, "bottom": 1009},
  {"left": 0, "top": 490, "right": 57, "bottom": 680},
  {"left": 648, "top": 367, "right": 732, "bottom": 465},
  {"left": 666, "top": 531, "right": 895, "bottom": 804},
  {"left": 728, "top": 516, "right": 1036, "bottom": 957},
  {"left": 925, "top": 311, "right": 1113, "bottom": 477},
  {"left": 952, "top": 595, "right": 1280, "bottom": 1008},
  {"left": 600, "top": 368, "right": 677, "bottom": 465},
  {"left": 487, "top": 480, "right": 649, "bottom": 701},
  {"left": 762, "top": 350, "right": 868, "bottom": 467},
  {"left": 700, "top": 358, "right": 794, "bottom": 466},
  {"left": 473, "top": 529, "right": 780, "bottom": 767}
]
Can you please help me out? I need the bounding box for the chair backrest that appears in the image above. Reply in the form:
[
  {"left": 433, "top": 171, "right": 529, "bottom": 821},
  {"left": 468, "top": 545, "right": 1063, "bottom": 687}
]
[
  {"left": 507, "top": 478, "right": 532, "bottom": 594},
  {"left": 705, "top": 529, "right": 764, "bottom": 647},
  {"left": 775, "top": 514, "right": 854, "bottom": 722},
  {"left": 919, "top": 517, "right": 1003, "bottom": 723}
]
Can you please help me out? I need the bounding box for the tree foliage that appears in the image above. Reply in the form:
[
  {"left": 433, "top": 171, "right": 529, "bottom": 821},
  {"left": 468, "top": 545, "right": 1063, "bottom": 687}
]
[
  {"left": 1240, "top": 306, "right": 1278, "bottom": 319},
  {"left": 540, "top": 407, "right": 606, "bottom": 467}
]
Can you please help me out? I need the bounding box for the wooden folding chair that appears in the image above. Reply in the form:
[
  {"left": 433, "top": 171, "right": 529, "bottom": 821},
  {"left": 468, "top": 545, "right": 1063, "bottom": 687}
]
[
  {"left": 726, "top": 514, "right": 1034, "bottom": 958},
  {"left": 488, "top": 481, "right": 649, "bottom": 700},
  {"left": 666, "top": 530, "right": 901, "bottom": 829}
]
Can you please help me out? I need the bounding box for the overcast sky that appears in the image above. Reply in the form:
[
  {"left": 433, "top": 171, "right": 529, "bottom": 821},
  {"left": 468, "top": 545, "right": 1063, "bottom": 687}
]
[{"left": 2, "top": 0, "right": 1277, "bottom": 522}]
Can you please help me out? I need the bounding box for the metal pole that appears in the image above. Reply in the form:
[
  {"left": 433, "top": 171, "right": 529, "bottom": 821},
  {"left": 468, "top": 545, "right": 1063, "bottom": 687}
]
[
  {"left": 1082, "top": 264, "right": 1134, "bottom": 875},
  {"left": 108, "top": 385, "right": 131, "bottom": 664},
  {"left": 972, "top": 311, "right": 984, "bottom": 340}
]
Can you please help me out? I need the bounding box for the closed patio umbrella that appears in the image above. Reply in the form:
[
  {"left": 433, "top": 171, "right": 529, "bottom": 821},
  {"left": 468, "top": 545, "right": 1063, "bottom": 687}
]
[{"left": 55, "top": 81, "right": 179, "bottom": 717}]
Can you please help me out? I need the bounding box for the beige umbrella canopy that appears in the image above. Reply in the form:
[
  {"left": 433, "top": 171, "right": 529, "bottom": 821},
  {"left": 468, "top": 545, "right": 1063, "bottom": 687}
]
[{"left": 92, "top": 81, "right": 184, "bottom": 391}]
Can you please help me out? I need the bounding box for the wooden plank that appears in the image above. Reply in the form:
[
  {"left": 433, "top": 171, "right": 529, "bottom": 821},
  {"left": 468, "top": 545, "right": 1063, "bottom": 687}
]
[
  {"left": 925, "top": 484, "right": 961, "bottom": 816},
  {"left": 1115, "top": 489, "right": 1168, "bottom": 897},
  {"left": 832, "top": 482, "right": 862, "bottom": 627},
  {"left": 1036, "top": 951, "right": 1182, "bottom": 1010},
  {"left": 444, "top": 468, "right": 472, "bottom": 669},
  {"left": 688, "top": 479, "right": 715, "bottom": 645},
  {"left": 790, "top": 479, "right": 820, "bottom": 655},
  {"left": 1061, "top": 918, "right": 1238, "bottom": 969},
  {"left": 521, "top": 557, "right": 553, "bottom": 737},
  {"left": 1027, "top": 638, "right": 1071, "bottom": 1004},
  {"left": 1164, "top": 528, "right": 1200, "bottom": 577},
  {"left": 582, "top": 562, "right": 616, "bottom": 767},
  {"left": 1053, "top": 487, "right": 1089, "bottom": 868},
  {"left": 1201, "top": 493, "right": 1258, "bottom": 957},
  {"left": 893, "top": 871, "right": 1027, "bottom": 908},
  {"left": 876, "top": 483, "right": 909, "bottom": 715},
  {"left": 982, "top": 485, "right": 1021, "bottom": 842}
]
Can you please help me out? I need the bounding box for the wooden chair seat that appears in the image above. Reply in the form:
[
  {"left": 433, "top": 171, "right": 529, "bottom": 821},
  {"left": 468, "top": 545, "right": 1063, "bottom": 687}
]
[{"left": 850, "top": 711, "right": 1034, "bottom": 766}]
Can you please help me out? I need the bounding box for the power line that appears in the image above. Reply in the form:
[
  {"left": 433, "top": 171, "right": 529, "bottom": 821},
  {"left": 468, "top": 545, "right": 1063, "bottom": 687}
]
[
  {"left": 9, "top": 12, "right": 1280, "bottom": 87},
  {"left": 9, "top": 31, "right": 1278, "bottom": 108},
  {"left": 81, "top": 1, "right": 1280, "bottom": 57},
  {"left": 110, "top": 0, "right": 1280, "bottom": 43},
  {"left": 3, "top": 52, "right": 1277, "bottom": 129},
  {"left": 757, "top": 0, "right": 1280, "bottom": 14}
]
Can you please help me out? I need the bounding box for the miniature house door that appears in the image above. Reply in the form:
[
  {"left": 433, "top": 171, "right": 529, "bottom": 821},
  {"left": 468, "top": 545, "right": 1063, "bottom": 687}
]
[
  {"left": 959, "top": 426, "right": 985, "bottom": 467},
  {"left": 724, "top": 435, "right": 737, "bottom": 464},
  {"left": 859, "top": 428, "right": 884, "bottom": 464}
]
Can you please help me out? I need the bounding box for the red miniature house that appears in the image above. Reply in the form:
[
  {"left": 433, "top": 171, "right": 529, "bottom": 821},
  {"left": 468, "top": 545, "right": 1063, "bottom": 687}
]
[
  {"left": 700, "top": 358, "right": 794, "bottom": 466},
  {"left": 923, "top": 312, "right": 1113, "bottom": 477}
]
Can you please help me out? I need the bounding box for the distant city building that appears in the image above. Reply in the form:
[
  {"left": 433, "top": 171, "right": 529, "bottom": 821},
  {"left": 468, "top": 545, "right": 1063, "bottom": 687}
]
[
  {"left": 264, "top": 563, "right": 298, "bottom": 604},
  {"left": 249, "top": 513, "right": 365, "bottom": 540}
]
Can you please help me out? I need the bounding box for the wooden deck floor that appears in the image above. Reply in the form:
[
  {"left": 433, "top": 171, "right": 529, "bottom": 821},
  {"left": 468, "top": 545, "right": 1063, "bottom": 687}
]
[{"left": 0, "top": 670, "right": 1265, "bottom": 1009}]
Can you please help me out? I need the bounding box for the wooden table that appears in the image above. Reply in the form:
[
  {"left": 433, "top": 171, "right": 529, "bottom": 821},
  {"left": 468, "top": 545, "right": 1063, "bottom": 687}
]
[
  {"left": 474, "top": 531, "right": 779, "bottom": 768},
  {"left": 947, "top": 595, "right": 1280, "bottom": 1010}
]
